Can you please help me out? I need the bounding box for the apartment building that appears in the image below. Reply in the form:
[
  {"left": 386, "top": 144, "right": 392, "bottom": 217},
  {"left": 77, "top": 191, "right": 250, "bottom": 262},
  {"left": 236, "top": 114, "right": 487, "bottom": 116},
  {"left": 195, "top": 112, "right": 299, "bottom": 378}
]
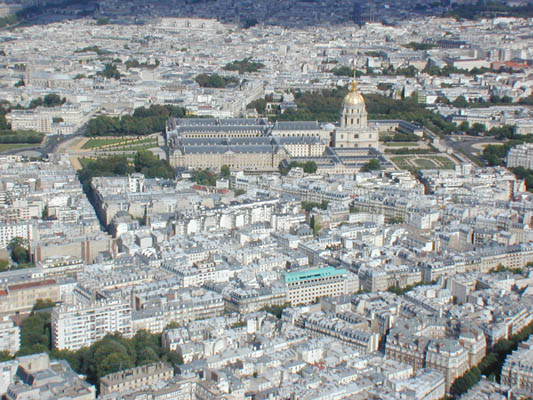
[
  {"left": 507, "top": 143, "right": 533, "bottom": 169},
  {"left": 284, "top": 266, "right": 356, "bottom": 306},
  {"left": 99, "top": 362, "right": 174, "bottom": 395},
  {"left": 0, "top": 279, "right": 60, "bottom": 315},
  {"left": 222, "top": 286, "right": 288, "bottom": 314},
  {"left": 501, "top": 336, "right": 533, "bottom": 392},
  {"left": 132, "top": 288, "right": 225, "bottom": 334},
  {"left": 0, "top": 317, "right": 19, "bottom": 355},
  {"left": 385, "top": 319, "right": 486, "bottom": 390},
  {"left": 51, "top": 300, "right": 132, "bottom": 350},
  {"left": 0, "top": 223, "right": 36, "bottom": 249},
  {"left": 6, "top": 105, "right": 84, "bottom": 135}
]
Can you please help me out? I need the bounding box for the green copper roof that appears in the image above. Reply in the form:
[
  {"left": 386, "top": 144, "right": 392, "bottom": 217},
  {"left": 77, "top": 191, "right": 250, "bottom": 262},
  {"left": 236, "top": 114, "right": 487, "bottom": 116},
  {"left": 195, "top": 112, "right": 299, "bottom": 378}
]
[{"left": 284, "top": 266, "right": 347, "bottom": 284}]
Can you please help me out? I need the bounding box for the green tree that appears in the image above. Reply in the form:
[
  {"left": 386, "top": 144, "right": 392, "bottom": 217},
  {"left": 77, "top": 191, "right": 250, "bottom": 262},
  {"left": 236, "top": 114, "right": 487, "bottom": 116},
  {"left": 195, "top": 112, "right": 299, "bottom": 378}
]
[
  {"left": 132, "top": 330, "right": 162, "bottom": 364},
  {"left": 301, "top": 201, "right": 327, "bottom": 212},
  {"left": 452, "top": 95, "right": 468, "bottom": 108},
  {"left": 33, "top": 299, "right": 55, "bottom": 311},
  {"left": 86, "top": 104, "right": 186, "bottom": 137},
  {"left": 43, "top": 94, "right": 65, "bottom": 107},
  {"left": 134, "top": 150, "right": 157, "bottom": 172},
  {"left": 83, "top": 335, "right": 135, "bottom": 383},
  {"left": 471, "top": 122, "right": 486, "bottom": 135},
  {"left": 164, "top": 321, "right": 180, "bottom": 330},
  {"left": 195, "top": 73, "right": 238, "bottom": 88},
  {"left": 77, "top": 156, "right": 133, "bottom": 190},
  {"left": 0, "top": 351, "right": 12, "bottom": 361},
  {"left": 134, "top": 150, "right": 175, "bottom": 179},
  {"left": 50, "top": 348, "right": 85, "bottom": 372},
  {"left": 0, "top": 259, "right": 8, "bottom": 272},
  {"left": 164, "top": 351, "right": 183, "bottom": 366},
  {"left": 17, "top": 312, "right": 51, "bottom": 356},
  {"left": 303, "top": 161, "right": 317, "bottom": 174},
  {"left": 191, "top": 169, "right": 217, "bottom": 186},
  {"left": 247, "top": 98, "right": 267, "bottom": 114},
  {"left": 97, "top": 352, "right": 135, "bottom": 378},
  {"left": 482, "top": 144, "right": 508, "bottom": 166},
  {"left": 260, "top": 302, "right": 291, "bottom": 319},
  {"left": 223, "top": 58, "right": 265, "bottom": 74},
  {"left": 220, "top": 165, "right": 230, "bottom": 177},
  {"left": 98, "top": 63, "right": 121, "bottom": 80},
  {"left": 361, "top": 159, "right": 381, "bottom": 172},
  {"left": 8, "top": 237, "right": 30, "bottom": 264},
  {"left": 458, "top": 121, "right": 469, "bottom": 131},
  {"left": 310, "top": 215, "right": 322, "bottom": 236},
  {"left": 450, "top": 367, "right": 481, "bottom": 395},
  {"left": 403, "top": 42, "right": 438, "bottom": 51},
  {"left": 330, "top": 66, "right": 364, "bottom": 77}
]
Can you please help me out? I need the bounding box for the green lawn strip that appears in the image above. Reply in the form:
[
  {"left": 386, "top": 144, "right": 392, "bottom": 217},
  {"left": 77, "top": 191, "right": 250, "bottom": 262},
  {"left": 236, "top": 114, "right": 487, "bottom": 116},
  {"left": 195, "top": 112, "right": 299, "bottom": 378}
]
[
  {"left": 431, "top": 155, "right": 455, "bottom": 168},
  {"left": 0, "top": 143, "right": 40, "bottom": 152},
  {"left": 98, "top": 143, "right": 157, "bottom": 153},
  {"left": 391, "top": 155, "right": 455, "bottom": 170},
  {"left": 384, "top": 142, "right": 421, "bottom": 147},
  {"left": 82, "top": 137, "right": 156, "bottom": 150},
  {"left": 413, "top": 158, "right": 438, "bottom": 169},
  {"left": 82, "top": 138, "right": 126, "bottom": 149},
  {"left": 390, "top": 156, "right": 411, "bottom": 169}
]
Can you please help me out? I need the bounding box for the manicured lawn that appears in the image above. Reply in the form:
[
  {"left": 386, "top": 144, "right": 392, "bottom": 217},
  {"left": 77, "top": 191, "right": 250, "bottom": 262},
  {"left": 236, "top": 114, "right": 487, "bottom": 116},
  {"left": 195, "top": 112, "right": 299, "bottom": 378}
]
[
  {"left": 385, "top": 142, "right": 420, "bottom": 147},
  {"left": 0, "top": 143, "right": 38, "bottom": 152},
  {"left": 82, "top": 138, "right": 126, "bottom": 149},
  {"left": 86, "top": 137, "right": 158, "bottom": 152},
  {"left": 431, "top": 156, "right": 455, "bottom": 169},
  {"left": 413, "top": 158, "right": 438, "bottom": 169},
  {"left": 391, "top": 155, "right": 455, "bottom": 170},
  {"left": 79, "top": 157, "right": 94, "bottom": 168},
  {"left": 104, "top": 141, "right": 157, "bottom": 152},
  {"left": 390, "top": 156, "right": 410, "bottom": 170}
]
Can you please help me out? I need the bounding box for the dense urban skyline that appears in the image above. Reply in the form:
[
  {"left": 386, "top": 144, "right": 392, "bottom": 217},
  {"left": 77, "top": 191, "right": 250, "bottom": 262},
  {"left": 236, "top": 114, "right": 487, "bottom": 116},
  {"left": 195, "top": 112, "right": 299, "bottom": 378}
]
[{"left": 0, "top": 1, "right": 532, "bottom": 399}]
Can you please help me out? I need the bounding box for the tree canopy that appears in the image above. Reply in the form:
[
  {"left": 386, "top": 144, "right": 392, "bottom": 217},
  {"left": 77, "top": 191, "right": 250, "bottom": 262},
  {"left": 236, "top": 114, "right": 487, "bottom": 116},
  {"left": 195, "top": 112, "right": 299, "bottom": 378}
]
[
  {"left": 86, "top": 104, "right": 186, "bottom": 136},
  {"left": 444, "top": 1, "right": 533, "bottom": 20},
  {"left": 403, "top": 42, "right": 438, "bottom": 51},
  {"left": 280, "top": 161, "right": 318, "bottom": 175},
  {"left": 361, "top": 159, "right": 381, "bottom": 172},
  {"left": 17, "top": 303, "right": 184, "bottom": 385},
  {"left": 125, "top": 59, "right": 160, "bottom": 70},
  {"left": 195, "top": 73, "right": 239, "bottom": 88},
  {"left": 330, "top": 66, "right": 364, "bottom": 77},
  {"left": 223, "top": 58, "right": 264, "bottom": 74},
  {"left": 8, "top": 237, "right": 31, "bottom": 265},
  {"left": 274, "top": 89, "right": 456, "bottom": 136},
  {"left": 29, "top": 94, "right": 66, "bottom": 109},
  {"left": 78, "top": 151, "right": 175, "bottom": 189},
  {"left": 191, "top": 169, "right": 218, "bottom": 186},
  {"left": 98, "top": 63, "right": 121, "bottom": 80},
  {"left": 134, "top": 150, "right": 175, "bottom": 179}
]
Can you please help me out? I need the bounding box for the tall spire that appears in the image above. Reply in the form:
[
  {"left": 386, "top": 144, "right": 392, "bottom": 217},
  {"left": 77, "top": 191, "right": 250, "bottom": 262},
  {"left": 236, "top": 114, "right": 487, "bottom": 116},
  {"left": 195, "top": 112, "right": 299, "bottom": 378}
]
[{"left": 351, "top": 69, "right": 358, "bottom": 92}]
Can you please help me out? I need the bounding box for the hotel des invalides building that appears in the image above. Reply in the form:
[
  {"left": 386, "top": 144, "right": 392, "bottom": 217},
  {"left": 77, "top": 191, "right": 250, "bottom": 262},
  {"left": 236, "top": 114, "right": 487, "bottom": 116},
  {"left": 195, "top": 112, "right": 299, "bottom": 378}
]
[{"left": 165, "top": 78, "right": 394, "bottom": 174}]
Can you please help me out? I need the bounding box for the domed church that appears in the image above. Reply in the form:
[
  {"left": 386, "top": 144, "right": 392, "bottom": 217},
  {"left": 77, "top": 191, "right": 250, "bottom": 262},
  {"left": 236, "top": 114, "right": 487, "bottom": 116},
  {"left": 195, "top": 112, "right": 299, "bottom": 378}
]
[{"left": 332, "top": 77, "right": 379, "bottom": 148}]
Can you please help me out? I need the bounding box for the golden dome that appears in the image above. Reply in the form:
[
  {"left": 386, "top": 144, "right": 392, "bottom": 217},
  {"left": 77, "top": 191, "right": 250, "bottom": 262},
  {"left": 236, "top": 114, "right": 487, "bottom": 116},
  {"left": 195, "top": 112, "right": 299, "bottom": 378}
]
[{"left": 343, "top": 78, "right": 365, "bottom": 106}]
